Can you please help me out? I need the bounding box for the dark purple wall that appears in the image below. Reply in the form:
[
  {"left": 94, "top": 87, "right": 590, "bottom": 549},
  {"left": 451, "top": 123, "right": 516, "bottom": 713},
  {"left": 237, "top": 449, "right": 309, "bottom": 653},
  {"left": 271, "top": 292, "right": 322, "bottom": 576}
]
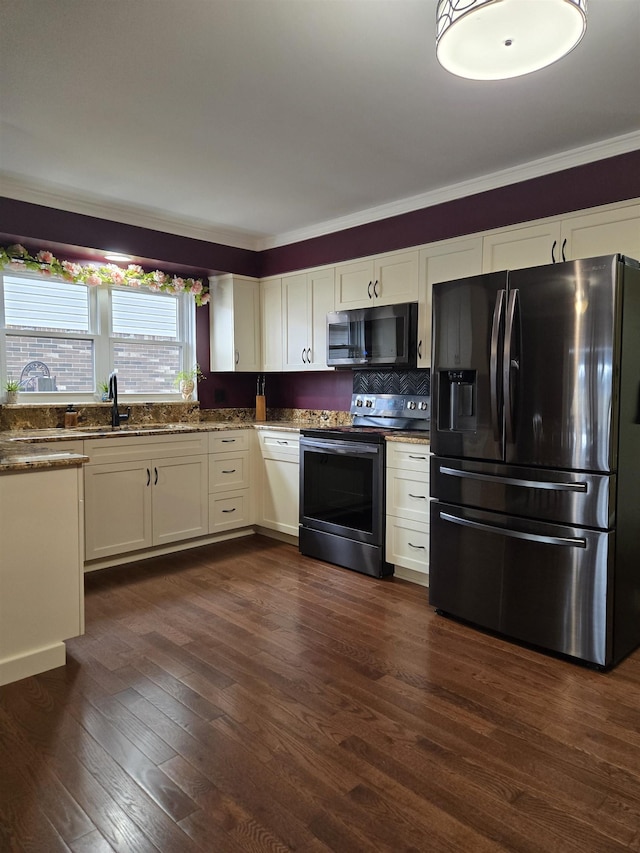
[
  {"left": 0, "top": 197, "right": 260, "bottom": 278},
  {"left": 260, "top": 150, "right": 640, "bottom": 276},
  {"left": 3, "top": 149, "right": 640, "bottom": 411}
]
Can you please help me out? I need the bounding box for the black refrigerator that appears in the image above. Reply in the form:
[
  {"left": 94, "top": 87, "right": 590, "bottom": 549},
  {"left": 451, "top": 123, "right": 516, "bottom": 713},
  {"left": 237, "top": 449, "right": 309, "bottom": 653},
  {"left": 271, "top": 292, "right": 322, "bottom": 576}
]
[{"left": 429, "top": 254, "right": 640, "bottom": 668}]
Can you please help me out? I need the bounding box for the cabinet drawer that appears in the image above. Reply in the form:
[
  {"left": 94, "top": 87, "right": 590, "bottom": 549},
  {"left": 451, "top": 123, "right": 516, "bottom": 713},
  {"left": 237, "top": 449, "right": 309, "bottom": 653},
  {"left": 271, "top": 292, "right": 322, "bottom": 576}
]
[
  {"left": 386, "top": 469, "right": 430, "bottom": 522},
  {"left": 85, "top": 433, "right": 208, "bottom": 465},
  {"left": 258, "top": 430, "right": 300, "bottom": 459},
  {"left": 209, "top": 451, "right": 249, "bottom": 492},
  {"left": 209, "top": 490, "right": 251, "bottom": 533},
  {"left": 386, "top": 441, "right": 430, "bottom": 473},
  {"left": 386, "top": 517, "right": 429, "bottom": 575},
  {"left": 209, "top": 430, "right": 250, "bottom": 453}
]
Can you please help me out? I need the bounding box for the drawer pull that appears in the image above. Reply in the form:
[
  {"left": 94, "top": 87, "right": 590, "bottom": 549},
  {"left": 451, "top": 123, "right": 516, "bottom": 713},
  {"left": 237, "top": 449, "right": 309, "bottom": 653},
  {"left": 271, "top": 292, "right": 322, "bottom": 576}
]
[
  {"left": 277, "top": 440, "right": 289, "bottom": 445},
  {"left": 408, "top": 542, "right": 426, "bottom": 550},
  {"left": 409, "top": 455, "right": 427, "bottom": 460},
  {"left": 222, "top": 507, "right": 236, "bottom": 513},
  {"left": 221, "top": 438, "right": 236, "bottom": 443},
  {"left": 408, "top": 493, "right": 427, "bottom": 500},
  {"left": 222, "top": 469, "right": 236, "bottom": 474}
]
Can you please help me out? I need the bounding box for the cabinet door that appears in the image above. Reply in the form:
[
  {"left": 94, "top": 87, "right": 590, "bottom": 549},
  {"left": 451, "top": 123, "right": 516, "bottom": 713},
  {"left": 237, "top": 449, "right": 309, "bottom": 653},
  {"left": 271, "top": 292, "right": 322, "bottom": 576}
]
[
  {"left": 334, "top": 259, "right": 375, "bottom": 309},
  {"left": 283, "top": 273, "right": 308, "bottom": 370},
  {"left": 233, "top": 279, "right": 261, "bottom": 372},
  {"left": 152, "top": 455, "right": 208, "bottom": 546},
  {"left": 84, "top": 460, "right": 152, "bottom": 560},
  {"left": 418, "top": 238, "right": 483, "bottom": 368},
  {"left": 261, "top": 456, "right": 300, "bottom": 536},
  {"left": 562, "top": 204, "right": 640, "bottom": 262},
  {"left": 483, "top": 221, "right": 562, "bottom": 272},
  {"left": 260, "top": 277, "right": 283, "bottom": 371},
  {"left": 307, "top": 267, "right": 335, "bottom": 370},
  {"left": 374, "top": 250, "right": 419, "bottom": 306}
]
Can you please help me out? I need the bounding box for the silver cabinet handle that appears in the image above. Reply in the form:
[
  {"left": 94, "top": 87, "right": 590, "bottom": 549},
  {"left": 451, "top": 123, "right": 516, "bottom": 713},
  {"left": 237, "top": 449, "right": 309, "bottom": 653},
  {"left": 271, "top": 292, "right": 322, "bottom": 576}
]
[
  {"left": 408, "top": 542, "right": 426, "bottom": 550},
  {"left": 222, "top": 469, "right": 236, "bottom": 474},
  {"left": 439, "top": 511, "right": 586, "bottom": 548},
  {"left": 439, "top": 466, "right": 587, "bottom": 492},
  {"left": 408, "top": 493, "right": 427, "bottom": 500}
]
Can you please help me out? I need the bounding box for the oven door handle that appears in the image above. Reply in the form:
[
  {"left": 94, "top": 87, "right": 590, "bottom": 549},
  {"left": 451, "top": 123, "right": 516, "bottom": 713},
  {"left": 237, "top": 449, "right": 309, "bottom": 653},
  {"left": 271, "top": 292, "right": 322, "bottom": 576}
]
[{"left": 300, "top": 437, "right": 381, "bottom": 455}]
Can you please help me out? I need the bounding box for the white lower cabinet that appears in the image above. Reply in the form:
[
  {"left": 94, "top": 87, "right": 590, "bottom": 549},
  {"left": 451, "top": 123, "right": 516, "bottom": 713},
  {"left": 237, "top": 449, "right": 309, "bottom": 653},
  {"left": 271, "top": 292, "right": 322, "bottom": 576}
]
[
  {"left": 256, "top": 429, "right": 300, "bottom": 537},
  {"left": 84, "top": 433, "right": 209, "bottom": 562},
  {"left": 208, "top": 429, "right": 253, "bottom": 533},
  {"left": 0, "top": 466, "right": 84, "bottom": 685},
  {"left": 386, "top": 441, "right": 430, "bottom": 585}
]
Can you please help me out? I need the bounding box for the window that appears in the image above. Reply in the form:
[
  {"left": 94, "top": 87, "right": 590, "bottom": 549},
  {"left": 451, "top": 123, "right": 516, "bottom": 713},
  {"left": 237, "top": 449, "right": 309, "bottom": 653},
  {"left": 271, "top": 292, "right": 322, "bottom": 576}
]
[{"left": 1, "top": 272, "right": 196, "bottom": 401}]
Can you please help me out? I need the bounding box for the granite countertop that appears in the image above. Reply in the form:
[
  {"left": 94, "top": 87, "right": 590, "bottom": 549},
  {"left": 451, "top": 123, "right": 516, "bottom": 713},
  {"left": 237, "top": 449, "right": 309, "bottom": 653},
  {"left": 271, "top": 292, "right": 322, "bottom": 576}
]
[
  {"left": 0, "top": 444, "right": 89, "bottom": 473},
  {"left": 385, "top": 433, "right": 430, "bottom": 444}
]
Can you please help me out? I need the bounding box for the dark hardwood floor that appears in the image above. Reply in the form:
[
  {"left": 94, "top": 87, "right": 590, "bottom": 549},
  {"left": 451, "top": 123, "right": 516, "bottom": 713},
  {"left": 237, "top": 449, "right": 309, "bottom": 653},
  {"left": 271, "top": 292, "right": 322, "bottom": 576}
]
[{"left": 3, "top": 535, "right": 640, "bottom": 851}]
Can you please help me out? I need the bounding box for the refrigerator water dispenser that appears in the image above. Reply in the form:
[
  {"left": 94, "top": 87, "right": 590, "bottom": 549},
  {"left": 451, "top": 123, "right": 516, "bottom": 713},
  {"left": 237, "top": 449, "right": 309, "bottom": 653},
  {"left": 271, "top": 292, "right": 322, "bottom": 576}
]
[{"left": 439, "top": 369, "right": 477, "bottom": 431}]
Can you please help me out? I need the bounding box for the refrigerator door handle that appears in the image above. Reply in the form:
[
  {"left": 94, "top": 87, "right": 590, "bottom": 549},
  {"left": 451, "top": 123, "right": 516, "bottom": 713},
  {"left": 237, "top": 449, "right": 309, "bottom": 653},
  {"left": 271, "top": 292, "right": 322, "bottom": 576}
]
[
  {"left": 490, "top": 289, "right": 506, "bottom": 443},
  {"left": 503, "top": 288, "right": 519, "bottom": 445},
  {"left": 439, "top": 511, "right": 587, "bottom": 548},
  {"left": 439, "top": 466, "right": 588, "bottom": 492}
]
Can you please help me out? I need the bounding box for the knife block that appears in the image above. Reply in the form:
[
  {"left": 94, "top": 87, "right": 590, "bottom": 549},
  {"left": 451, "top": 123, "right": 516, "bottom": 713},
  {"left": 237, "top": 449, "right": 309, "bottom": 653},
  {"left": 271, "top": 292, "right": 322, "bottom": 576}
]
[{"left": 255, "top": 395, "right": 266, "bottom": 422}]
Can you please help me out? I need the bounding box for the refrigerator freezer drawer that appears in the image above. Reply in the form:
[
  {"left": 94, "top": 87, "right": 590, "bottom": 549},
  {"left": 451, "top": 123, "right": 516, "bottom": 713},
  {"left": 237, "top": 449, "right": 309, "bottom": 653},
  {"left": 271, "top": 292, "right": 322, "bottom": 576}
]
[
  {"left": 429, "top": 501, "right": 612, "bottom": 666},
  {"left": 431, "top": 457, "right": 614, "bottom": 529}
]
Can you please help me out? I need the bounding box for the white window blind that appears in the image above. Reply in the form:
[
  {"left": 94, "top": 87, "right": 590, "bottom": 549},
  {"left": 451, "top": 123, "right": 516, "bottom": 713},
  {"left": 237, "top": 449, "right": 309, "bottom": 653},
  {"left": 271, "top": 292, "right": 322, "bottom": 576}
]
[
  {"left": 111, "top": 289, "right": 178, "bottom": 339},
  {"left": 4, "top": 276, "right": 90, "bottom": 332}
]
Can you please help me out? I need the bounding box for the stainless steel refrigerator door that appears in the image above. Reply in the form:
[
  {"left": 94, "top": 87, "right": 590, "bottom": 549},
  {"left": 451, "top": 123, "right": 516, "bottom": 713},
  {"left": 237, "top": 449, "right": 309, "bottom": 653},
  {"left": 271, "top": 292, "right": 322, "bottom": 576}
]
[
  {"left": 505, "top": 255, "right": 620, "bottom": 473},
  {"left": 431, "top": 271, "right": 508, "bottom": 462},
  {"left": 430, "top": 456, "right": 615, "bottom": 529},
  {"left": 429, "top": 501, "right": 612, "bottom": 666}
]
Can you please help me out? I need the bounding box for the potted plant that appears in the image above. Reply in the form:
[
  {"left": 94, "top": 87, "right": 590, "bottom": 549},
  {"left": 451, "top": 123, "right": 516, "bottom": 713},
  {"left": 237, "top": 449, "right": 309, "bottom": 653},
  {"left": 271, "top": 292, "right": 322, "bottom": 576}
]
[
  {"left": 4, "top": 378, "right": 20, "bottom": 404},
  {"left": 98, "top": 379, "right": 110, "bottom": 402},
  {"left": 174, "top": 364, "right": 205, "bottom": 400}
]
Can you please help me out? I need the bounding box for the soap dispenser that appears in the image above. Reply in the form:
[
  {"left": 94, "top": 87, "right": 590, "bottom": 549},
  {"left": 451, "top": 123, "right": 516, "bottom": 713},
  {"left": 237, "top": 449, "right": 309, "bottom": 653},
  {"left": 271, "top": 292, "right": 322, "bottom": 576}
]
[{"left": 64, "top": 405, "right": 79, "bottom": 428}]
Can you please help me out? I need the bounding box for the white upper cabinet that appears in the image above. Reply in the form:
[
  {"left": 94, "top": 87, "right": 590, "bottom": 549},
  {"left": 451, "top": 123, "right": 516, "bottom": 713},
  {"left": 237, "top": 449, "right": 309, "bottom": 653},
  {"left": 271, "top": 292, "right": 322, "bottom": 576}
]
[
  {"left": 260, "top": 277, "right": 283, "bottom": 372},
  {"left": 335, "top": 250, "right": 419, "bottom": 309},
  {"left": 561, "top": 203, "right": 640, "bottom": 262},
  {"left": 417, "top": 237, "right": 483, "bottom": 368},
  {"left": 482, "top": 221, "right": 562, "bottom": 272},
  {"left": 283, "top": 267, "right": 334, "bottom": 371},
  {"left": 209, "top": 275, "right": 261, "bottom": 372}
]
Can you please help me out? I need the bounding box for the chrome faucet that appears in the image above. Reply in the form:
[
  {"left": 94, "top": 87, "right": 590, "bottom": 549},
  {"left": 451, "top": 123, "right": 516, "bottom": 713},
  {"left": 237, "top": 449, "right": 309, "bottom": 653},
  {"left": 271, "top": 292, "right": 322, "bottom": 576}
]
[{"left": 108, "top": 371, "right": 130, "bottom": 428}]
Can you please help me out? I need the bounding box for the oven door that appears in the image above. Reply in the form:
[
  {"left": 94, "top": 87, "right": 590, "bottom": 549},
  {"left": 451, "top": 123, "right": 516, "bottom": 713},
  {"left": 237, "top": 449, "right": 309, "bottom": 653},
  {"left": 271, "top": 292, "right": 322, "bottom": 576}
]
[{"left": 299, "top": 436, "right": 384, "bottom": 545}]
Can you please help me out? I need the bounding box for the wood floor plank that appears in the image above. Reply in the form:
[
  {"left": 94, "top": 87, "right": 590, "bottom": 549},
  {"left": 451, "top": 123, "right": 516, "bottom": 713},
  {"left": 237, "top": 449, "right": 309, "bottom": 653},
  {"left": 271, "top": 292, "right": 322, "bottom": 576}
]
[{"left": 4, "top": 536, "right": 640, "bottom": 851}]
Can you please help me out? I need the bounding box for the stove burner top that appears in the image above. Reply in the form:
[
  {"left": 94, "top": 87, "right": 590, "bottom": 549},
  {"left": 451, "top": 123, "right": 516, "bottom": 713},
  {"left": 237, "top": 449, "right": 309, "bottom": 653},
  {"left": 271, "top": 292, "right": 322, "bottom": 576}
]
[{"left": 301, "top": 393, "right": 430, "bottom": 443}]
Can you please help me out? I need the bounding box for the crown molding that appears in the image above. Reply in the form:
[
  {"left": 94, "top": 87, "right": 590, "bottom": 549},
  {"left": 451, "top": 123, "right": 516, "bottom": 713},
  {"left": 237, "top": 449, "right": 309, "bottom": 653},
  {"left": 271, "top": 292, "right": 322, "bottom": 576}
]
[
  {"left": 2, "top": 130, "right": 639, "bottom": 255},
  {"left": 0, "top": 173, "right": 264, "bottom": 252},
  {"left": 257, "top": 130, "right": 640, "bottom": 251}
]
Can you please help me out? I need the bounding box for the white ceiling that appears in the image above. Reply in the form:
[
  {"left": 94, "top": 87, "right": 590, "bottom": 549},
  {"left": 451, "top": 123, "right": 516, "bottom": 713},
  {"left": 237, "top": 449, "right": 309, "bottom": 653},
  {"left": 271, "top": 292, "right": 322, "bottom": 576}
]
[{"left": 1, "top": 0, "right": 639, "bottom": 252}]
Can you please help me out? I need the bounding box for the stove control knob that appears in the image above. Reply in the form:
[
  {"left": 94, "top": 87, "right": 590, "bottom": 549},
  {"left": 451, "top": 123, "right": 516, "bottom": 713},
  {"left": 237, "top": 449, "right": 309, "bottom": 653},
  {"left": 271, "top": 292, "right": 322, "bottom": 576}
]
[
  {"left": 407, "top": 400, "right": 416, "bottom": 410},
  {"left": 365, "top": 398, "right": 374, "bottom": 408},
  {"left": 418, "top": 401, "right": 428, "bottom": 410},
  {"left": 355, "top": 397, "right": 363, "bottom": 407}
]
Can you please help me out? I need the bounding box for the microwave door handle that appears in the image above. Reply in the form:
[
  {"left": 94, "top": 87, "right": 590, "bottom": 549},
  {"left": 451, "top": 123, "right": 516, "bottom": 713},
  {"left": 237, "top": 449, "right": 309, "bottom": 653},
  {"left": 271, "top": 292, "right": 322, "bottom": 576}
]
[
  {"left": 503, "top": 288, "right": 519, "bottom": 446},
  {"left": 490, "top": 290, "right": 506, "bottom": 443}
]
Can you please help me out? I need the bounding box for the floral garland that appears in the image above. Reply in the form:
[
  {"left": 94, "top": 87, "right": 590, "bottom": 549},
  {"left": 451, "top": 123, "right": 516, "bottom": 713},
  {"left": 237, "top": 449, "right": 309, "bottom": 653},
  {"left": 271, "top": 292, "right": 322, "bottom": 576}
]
[{"left": 0, "top": 243, "right": 210, "bottom": 306}]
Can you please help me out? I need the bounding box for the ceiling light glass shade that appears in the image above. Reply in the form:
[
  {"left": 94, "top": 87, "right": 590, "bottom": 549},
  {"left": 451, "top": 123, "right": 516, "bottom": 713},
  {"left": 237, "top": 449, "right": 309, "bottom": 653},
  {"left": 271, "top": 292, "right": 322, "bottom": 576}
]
[{"left": 436, "top": 0, "right": 587, "bottom": 80}]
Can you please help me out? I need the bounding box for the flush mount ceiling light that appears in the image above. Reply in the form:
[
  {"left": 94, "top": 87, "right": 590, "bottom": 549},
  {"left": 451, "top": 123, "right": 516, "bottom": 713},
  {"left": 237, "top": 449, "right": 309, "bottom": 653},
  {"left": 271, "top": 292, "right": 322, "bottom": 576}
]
[
  {"left": 436, "top": 0, "right": 587, "bottom": 81},
  {"left": 104, "top": 252, "right": 133, "bottom": 262}
]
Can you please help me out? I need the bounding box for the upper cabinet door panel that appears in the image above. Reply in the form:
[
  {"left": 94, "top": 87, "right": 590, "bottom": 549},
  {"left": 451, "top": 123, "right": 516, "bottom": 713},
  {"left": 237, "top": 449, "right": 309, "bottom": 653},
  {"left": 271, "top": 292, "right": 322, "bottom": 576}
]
[
  {"left": 374, "top": 250, "right": 419, "bottom": 306},
  {"left": 283, "top": 274, "right": 309, "bottom": 370},
  {"left": 334, "top": 259, "right": 375, "bottom": 310},
  {"left": 562, "top": 204, "right": 640, "bottom": 262},
  {"left": 417, "top": 237, "right": 483, "bottom": 368},
  {"left": 483, "top": 221, "right": 562, "bottom": 273},
  {"left": 307, "top": 267, "right": 335, "bottom": 370}
]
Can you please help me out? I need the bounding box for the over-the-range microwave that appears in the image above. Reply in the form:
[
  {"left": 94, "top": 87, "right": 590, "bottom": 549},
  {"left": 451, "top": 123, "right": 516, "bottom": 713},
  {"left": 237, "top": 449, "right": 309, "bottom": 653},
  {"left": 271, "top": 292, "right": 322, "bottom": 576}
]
[{"left": 326, "top": 302, "right": 418, "bottom": 368}]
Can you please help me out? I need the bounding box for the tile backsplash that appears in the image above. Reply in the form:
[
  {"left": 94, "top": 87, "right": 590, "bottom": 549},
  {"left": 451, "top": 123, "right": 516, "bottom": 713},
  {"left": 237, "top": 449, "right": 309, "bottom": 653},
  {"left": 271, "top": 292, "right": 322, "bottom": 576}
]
[{"left": 353, "top": 368, "right": 430, "bottom": 397}]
